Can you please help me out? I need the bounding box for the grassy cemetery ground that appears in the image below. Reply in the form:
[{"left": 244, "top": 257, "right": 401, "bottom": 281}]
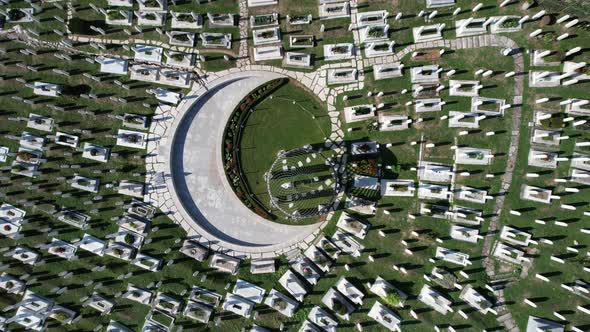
[
  {"left": 499, "top": 77, "right": 590, "bottom": 329},
  {"left": 249, "top": 0, "right": 354, "bottom": 69},
  {"left": 0, "top": 38, "right": 283, "bottom": 332},
  {"left": 0, "top": 40, "right": 192, "bottom": 331},
  {"left": 1, "top": 1, "right": 67, "bottom": 42},
  {"left": 326, "top": 45, "right": 516, "bottom": 331},
  {"left": 1, "top": 0, "right": 590, "bottom": 331},
  {"left": 67, "top": 0, "right": 239, "bottom": 48}
]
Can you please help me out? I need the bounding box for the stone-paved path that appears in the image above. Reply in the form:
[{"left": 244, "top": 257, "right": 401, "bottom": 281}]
[
  {"left": 65, "top": 0, "right": 73, "bottom": 35},
  {"left": 482, "top": 39, "right": 524, "bottom": 332},
  {"left": 68, "top": 34, "right": 208, "bottom": 56},
  {"left": 237, "top": 0, "right": 250, "bottom": 67}
]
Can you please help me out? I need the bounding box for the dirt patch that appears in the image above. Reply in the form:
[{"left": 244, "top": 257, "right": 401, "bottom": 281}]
[
  {"left": 412, "top": 49, "right": 442, "bottom": 61},
  {"left": 498, "top": 263, "right": 515, "bottom": 274}
]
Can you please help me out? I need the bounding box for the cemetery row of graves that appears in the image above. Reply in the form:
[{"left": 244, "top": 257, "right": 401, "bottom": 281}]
[
  {"left": 330, "top": 1, "right": 590, "bottom": 331},
  {"left": 0, "top": 0, "right": 589, "bottom": 331}
]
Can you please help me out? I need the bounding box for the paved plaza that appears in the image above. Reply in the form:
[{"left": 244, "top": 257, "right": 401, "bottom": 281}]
[{"left": 147, "top": 70, "right": 329, "bottom": 258}]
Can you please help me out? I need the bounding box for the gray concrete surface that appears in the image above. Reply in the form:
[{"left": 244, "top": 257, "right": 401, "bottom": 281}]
[{"left": 159, "top": 71, "right": 325, "bottom": 256}]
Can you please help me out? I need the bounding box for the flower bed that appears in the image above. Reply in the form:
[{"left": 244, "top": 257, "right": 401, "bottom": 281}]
[
  {"left": 221, "top": 78, "right": 288, "bottom": 220},
  {"left": 348, "top": 158, "right": 379, "bottom": 177}
]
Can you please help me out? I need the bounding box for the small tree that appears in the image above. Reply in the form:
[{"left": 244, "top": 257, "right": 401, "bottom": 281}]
[
  {"left": 383, "top": 292, "right": 401, "bottom": 307},
  {"left": 54, "top": 247, "right": 67, "bottom": 254},
  {"left": 8, "top": 9, "right": 26, "bottom": 21},
  {"left": 332, "top": 299, "right": 348, "bottom": 315},
  {"left": 124, "top": 233, "right": 135, "bottom": 245},
  {"left": 273, "top": 297, "right": 288, "bottom": 311}
]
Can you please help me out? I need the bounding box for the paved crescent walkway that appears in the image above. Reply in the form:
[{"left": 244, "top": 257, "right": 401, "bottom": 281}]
[{"left": 147, "top": 70, "right": 328, "bottom": 258}]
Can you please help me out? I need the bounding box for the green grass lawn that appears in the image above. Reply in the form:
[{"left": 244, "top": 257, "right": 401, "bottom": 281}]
[
  {"left": 200, "top": 53, "right": 237, "bottom": 72},
  {"left": 239, "top": 81, "right": 332, "bottom": 223}
]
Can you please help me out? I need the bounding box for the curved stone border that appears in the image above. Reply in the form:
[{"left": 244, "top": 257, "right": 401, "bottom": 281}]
[{"left": 145, "top": 66, "right": 347, "bottom": 258}]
